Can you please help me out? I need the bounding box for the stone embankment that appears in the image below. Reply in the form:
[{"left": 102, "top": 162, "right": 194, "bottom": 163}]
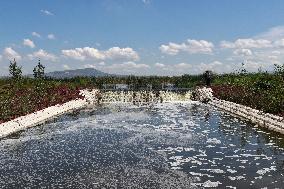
[
  {"left": 195, "top": 87, "right": 284, "bottom": 134},
  {"left": 0, "top": 89, "right": 99, "bottom": 139}
]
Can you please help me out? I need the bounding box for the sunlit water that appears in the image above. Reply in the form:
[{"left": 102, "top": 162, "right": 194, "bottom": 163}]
[{"left": 0, "top": 102, "right": 284, "bottom": 188}]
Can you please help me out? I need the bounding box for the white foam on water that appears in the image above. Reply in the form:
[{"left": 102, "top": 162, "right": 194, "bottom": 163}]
[
  {"left": 256, "top": 166, "right": 277, "bottom": 175},
  {"left": 207, "top": 138, "right": 221, "bottom": 144},
  {"left": 203, "top": 180, "right": 222, "bottom": 187},
  {"left": 228, "top": 176, "right": 245, "bottom": 180},
  {"left": 200, "top": 169, "right": 225, "bottom": 174}
]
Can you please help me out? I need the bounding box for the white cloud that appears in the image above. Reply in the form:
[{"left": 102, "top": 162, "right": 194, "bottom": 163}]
[
  {"left": 62, "top": 48, "right": 86, "bottom": 61},
  {"left": 272, "top": 50, "right": 281, "bottom": 55},
  {"left": 23, "top": 39, "right": 35, "bottom": 48},
  {"left": 63, "top": 64, "right": 70, "bottom": 70},
  {"left": 159, "top": 43, "right": 180, "bottom": 55},
  {"left": 102, "top": 61, "right": 150, "bottom": 74},
  {"left": 142, "top": 0, "right": 151, "bottom": 4},
  {"left": 235, "top": 39, "right": 272, "bottom": 48},
  {"left": 40, "top": 9, "right": 54, "bottom": 16},
  {"left": 197, "top": 61, "right": 230, "bottom": 73},
  {"left": 233, "top": 49, "right": 253, "bottom": 56},
  {"left": 220, "top": 38, "right": 272, "bottom": 49},
  {"left": 27, "top": 49, "right": 57, "bottom": 61},
  {"left": 62, "top": 46, "right": 139, "bottom": 61},
  {"left": 98, "top": 61, "right": 105, "bottom": 66},
  {"left": 174, "top": 62, "right": 192, "bottom": 69},
  {"left": 218, "top": 26, "right": 284, "bottom": 73},
  {"left": 115, "top": 61, "right": 149, "bottom": 69},
  {"left": 47, "top": 34, "right": 55, "bottom": 40},
  {"left": 84, "top": 62, "right": 105, "bottom": 69},
  {"left": 105, "top": 47, "right": 140, "bottom": 61},
  {"left": 0, "top": 55, "right": 2, "bottom": 62},
  {"left": 84, "top": 64, "right": 97, "bottom": 69},
  {"left": 220, "top": 41, "right": 236, "bottom": 49},
  {"left": 152, "top": 62, "right": 228, "bottom": 75},
  {"left": 32, "top": 32, "right": 41, "bottom": 38},
  {"left": 155, "top": 63, "right": 165, "bottom": 68},
  {"left": 160, "top": 39, "right": 214, "bottom": 55},
  {"left": 255, "top": 25, "right": 284, "bottom": 40},
  {"left": 3, "top": 47, "right": 21, "bottom": 60},
  {"left": 274, "top": 38, "right": 284, "bottom": 47},
  {"left": 152, "top": 62, "right": 195, "bottom": 75}
]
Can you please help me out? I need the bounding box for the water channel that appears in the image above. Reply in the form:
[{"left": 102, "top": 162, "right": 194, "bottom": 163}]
[{"left": 0, "top": 100, "right": 283, "bottom": 188}]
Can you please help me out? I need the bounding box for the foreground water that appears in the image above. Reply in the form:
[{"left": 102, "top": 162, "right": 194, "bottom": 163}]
[{"left": 0, "top": 102, "right": 284, "bottom": 188}]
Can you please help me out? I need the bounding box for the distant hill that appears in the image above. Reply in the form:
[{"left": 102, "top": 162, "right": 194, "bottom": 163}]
[{"left": 45, "top": 68, "right": 111, "bottom": 78}]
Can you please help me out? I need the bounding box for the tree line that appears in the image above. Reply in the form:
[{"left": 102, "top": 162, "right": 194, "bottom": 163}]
[{"left": 9, "top": 59, "right": 45, "bottom": 80}]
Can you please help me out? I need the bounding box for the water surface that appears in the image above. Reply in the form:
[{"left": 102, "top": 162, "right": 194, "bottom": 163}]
[{"left": 0, "top": 102, "right": 284, "bottom": 188}]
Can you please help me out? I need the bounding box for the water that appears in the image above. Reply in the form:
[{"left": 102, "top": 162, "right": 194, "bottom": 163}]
[{"left": 0, "top": 102, "right": 284, "bottom": 188}]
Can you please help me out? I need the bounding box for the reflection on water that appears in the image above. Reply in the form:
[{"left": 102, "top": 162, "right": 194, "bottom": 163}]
[{"left": 0, "top": 102, "right": 284, "bottom": 188}]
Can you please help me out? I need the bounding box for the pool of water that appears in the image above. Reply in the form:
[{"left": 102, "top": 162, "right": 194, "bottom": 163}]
[{"left": 0, "top": 102, "right": 284, "bottom": 188}]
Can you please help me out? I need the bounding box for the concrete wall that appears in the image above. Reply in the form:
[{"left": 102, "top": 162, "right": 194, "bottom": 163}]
[
  {"left": 0, "top": 89, "right": 99, "bottom": 139},
  {"left": 194, "top": 87, "right": 284, "bottom": 134},
  {"left": 208, "top": 98, "right": 284, "bottom": 134}
]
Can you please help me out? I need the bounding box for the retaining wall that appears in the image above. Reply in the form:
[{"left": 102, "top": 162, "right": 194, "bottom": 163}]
[
  {"left": 208, "top": 98, "right": 284, "bottom": 134},
  {"left": 0, "top": 89, "right": 99, "bottom": 139},
  {"left": 195, "top": 87, "right": 284, "bottom": 134}
]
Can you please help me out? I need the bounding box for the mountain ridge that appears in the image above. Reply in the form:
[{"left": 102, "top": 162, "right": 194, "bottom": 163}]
[{"left": 44, "top": 68, "right": 111, "bottom": 78}]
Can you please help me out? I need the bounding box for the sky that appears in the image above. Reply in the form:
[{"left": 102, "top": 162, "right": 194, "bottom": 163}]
[{"left": 1, "top": 0, "right": 284, "bottom": 76}]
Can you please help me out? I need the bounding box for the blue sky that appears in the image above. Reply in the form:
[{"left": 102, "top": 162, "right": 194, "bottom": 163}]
[{"left": 1, "top": 0, "right": 284, "bottom": 76}]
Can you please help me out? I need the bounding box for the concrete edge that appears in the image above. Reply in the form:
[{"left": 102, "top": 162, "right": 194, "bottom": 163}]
[
  {"left": 208, "top": 98, "right": 284, "bottom": 134},
  {"left": 0, "top": 89, "right": 99, "bottom": 139},
  {"left": 194, "top": 87, "right": 284, "bottom": 134}
]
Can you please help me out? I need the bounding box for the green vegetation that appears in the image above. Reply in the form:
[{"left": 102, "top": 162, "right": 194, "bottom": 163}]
[
  {"left": 9, "top": 59, "right": 22, "bottom": 80},
  {"left": 0, "top": 59, "right": 283, "bottom": 123},
  {"left": 33, "top": 59, "right": 45, "bottom": 79},
  {"left": 211, "top": 65, "right": 284, "bottom": 117}
]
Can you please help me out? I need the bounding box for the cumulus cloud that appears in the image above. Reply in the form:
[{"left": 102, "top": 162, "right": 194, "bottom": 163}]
[
  {"left": 40, "top": 10, "right": 54, "bottom": 16},
  {"left": 27, "top": 49, "right": 57, "bottom": 61},
  {"left": 197, "top": 61, "right": 233, "bottom": 73},
  {"left": 255, "top": 25, "right": 284, "bottom": 40},
  {"left": 160, "top": 39, "right": 214, "bottom": 55},
  {"left": 47, "top": 34, "right": 55, "bottom": 40},
  {"left": 32, "top": 32, "right": 41, "bottom": 38},
  {"left": 233, "top": 49, "right": 253, "bottom": 56},
  {"left": 235, "top": 39, "right": 271, "bottom": 48},
  {"left": 220, "top": 41, "right": 236, "bottom": 49},
  {"left": 174, "top": 63, "right": 192, "bottom": 69},
  {"left": 111, "top": 61, "right": 149, "bottom": 69},
  {"left": 84, "top": 64, "right": 97, "bottom": 69},
  {"left": 63, "top": 64, "right": 71, "bottom": 70},
  {"left": 155, "top": 63, "right": 165, "bottom": 68},
  {"left": 102, "top": 61, "right": 149, "bottom": 74},
  {"left": 3, "top": 47, "right": 21, "bottom": 60},
  {"left": 105, "top": 47, "right": 140, "bottom": 61},
  {"left": 152, "top": 62, "right": 195, "bottom": 75},
  {"left": 218, "top": 26, "right": 284, "bottom": 73},
  {"left": 62, "top": 47, "right": 139, "bottom": 61},
  {"left": 23, "top": 39, "right": 35, "bottom": 48},
  {"left": 98, "top": 61, "right": 105, "bottom": 66},
  {"left": 220, "top": 39, "right": 272, "bottom": 49},
  {"left": 84, "top": 62, "right": 106, "bottom": 69},
  {"left": 274, "top": 39, "right": 284, "bottom": 47}
]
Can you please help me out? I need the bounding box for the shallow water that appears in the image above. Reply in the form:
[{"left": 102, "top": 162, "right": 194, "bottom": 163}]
[{"left": 0, "top": 102, "right": 284, "bottom": 188}]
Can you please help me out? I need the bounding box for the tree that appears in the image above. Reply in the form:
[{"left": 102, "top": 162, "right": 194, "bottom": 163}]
[
  {"left": 240, "top": 62, "right": 247, "bottom": 75},
  {"left": 33, "top": 59, "right": 45, "bottom": 79},
  {"left": 9, "top": 59, "right": 22, "bottom": 80},
  {"left": 203, "top": 70, "right": 213, "bottom": 86},
  {"left": 274, "top": 63, "right": 284, "bottom": 79}
]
